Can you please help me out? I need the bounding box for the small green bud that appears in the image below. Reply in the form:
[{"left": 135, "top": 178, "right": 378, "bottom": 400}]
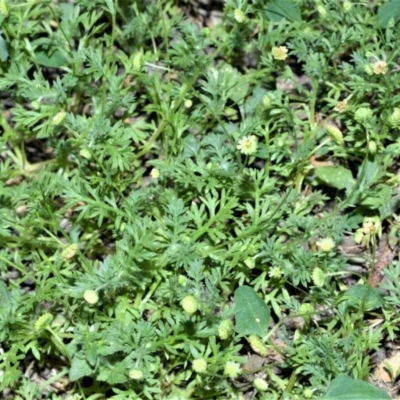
[
  {"left": 325, "top": 125, "right": 344, "bottom": 145},
  {"left": 343, "top": 1, "right": 352, "bottom": 12},
  {"left": 218, "top": 319, "right": 234, "bottom": 340},
  {"left": 178, "top": 274, "right": 188, "bottom": 286},
  {"left": 244, "top": 257, "right": 255, "bottom": 269},
  {"left": 364, "top": 64, "right": 374, "bottom": 76},
  {"left": 184, "top": 99, "right": 193, "bottom": 108},
  {"left": 389, "top": 108, "right": 400, "bottom": 127},
  {"left": 248, "top": 335, "right": 268, "bottom": 357},
  {"left": 181, "top": 295, "right": 198, "bottom": 314},
  {"left": 353, "top": 230, "right": 364, "bottom": 244},
  {"left": 0, "top": 0, "right": 9, "bottom": 17},
  {"left": 312, "top": 267, "right": 325, "bottom": 287},
  {"left": 253, "top": 377, "right": 269, "bottom": 391},
  {"left": 201, "top": 27, "right": 210, "bottom": 37},
  {"left": 52, "top": 110, "right": 66, "bottom": 125},
  {"left": 150, "top": 168, "right": 160, "bottom": 179},
  {"left": 133, "top": 52, "right": 143, "bottom": 72},
  {"left": 192, "top": 358, "right": 207, "bottom": 373},
  {"left": 368, "top": 140, "right": 377, "bottom": 154},
  {"left": 262, "top": 95, "right": 272, "bottom": 107},
  {"left": 128, "top": 368, "right": 144, "bottom": 380},
  {"left": 61, "top": 243, "right": 79, "bottom": 261},
  {"left": 304, "top": 388, "right": 315, "bottom": 398},
  {"left": 34, "top": 313, "right": 53, "bottom": 332},
  {"left": 83, "top": 289, "right": 99, "bottom": 305},
  {"left": 354, "top": 107, "right": 373, "bottom": 122},
  {"left": 31, "top": 101, "right": 41, "bottom": 110},
  {"left": 234, "top": 9, "right": 246, "bottom": 23},
  {"left": 316, "top": 4, "right": 327, "bottom": 17}
]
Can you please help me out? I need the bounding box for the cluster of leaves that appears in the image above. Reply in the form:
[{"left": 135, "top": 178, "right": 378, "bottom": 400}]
[{"left": 1, "top": 0, "right": 400, "bottom": 399}]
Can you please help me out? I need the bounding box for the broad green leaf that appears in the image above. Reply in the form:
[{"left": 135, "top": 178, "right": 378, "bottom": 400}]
[
  {"left": 377, "top": 0, "right": 400, "bottom": 28},
  {"left": 36, "top": 50, "right": 68, "bottom": 68},
  {"left": 380, "top": 195, "right": 400, "bottom": 219},
  {"left": 69, "top": 355, "right": 94, "bottom": 381},
  {"left": 321, "top": 374, "right": 390, "bottom": 399},
  {"left": 341, "top": 285, "right": 383, "bottom": 311},
  {"left": 234, "top": 285, "right": 270, "bottom": 336},
  {"left": 266, "top": 0, "right": 302, "bottom": 22},
  {"left": 314, "top": 166, "right": 355, "bottom": 191}
]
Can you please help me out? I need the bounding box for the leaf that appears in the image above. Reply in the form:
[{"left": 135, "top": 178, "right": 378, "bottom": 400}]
[
  {"left": 69, "top": 355, "right": 95, "bottom": 381},
  {"left": 0, "top": 34, "right": 8, "bottom": 62},
  {"left": 314, "top": 166, "right": 355, "bottom": 191},
  {"left": 377, "top": 0, "right": 400, "bottom": 28},
  {"left": 234, "top": 286, "right": 270, "bottom": 336},
  {"left": 36, "top": 50, "right": 68, "bottom": 68},
  {"left": 321, "top": 374, "right": 390, "bottom": 399},
  {"left": 265, "top": 0, "right": 302, "bottom": 23},
  {"left": 341, "top": 285, "right": 383, "bottom": 311}
]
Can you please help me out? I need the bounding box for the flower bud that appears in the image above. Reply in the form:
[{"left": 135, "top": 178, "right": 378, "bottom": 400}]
[
  {"left": 34, "top": 313, "right": 53, "bottom": 332},
  {"left": 83, "top": 289, "right": 99, "bottom": 305},
  {"left": 52, "top": 110, "right": 66, "bottom": 125},
  {"left": 248, "top": 335, "right": 268, "bottom": 357},
  {"left": 218, "top": 319, "right": 234, "bottom": 340},
  {"left": 62, "top": 243, "right": 79, "bottom": 261},
  {"left": 325, "top": 125, "right": 343, "bottom": 145},
  {"left": 133, "top": 52, "right": 143, "bottom": 72},
  {"left": 129, "top": 368, "right": 144, "bottom": 380},
  {"left": 181, "top": 295, "right": 198, "bottom": 314},
  {"left": 234, "top": 9, "right": 246, "bottom": 23},
  {"left": 224, "top": 361, "right": 241, "bottom": 378},
  {"left": 254, "top": 377, "right": 269, "bottom": 391},
  {"left": 312, "top": 267, "right": 325, "bottom": 287},
  {"left": 354, "top": 107, "right": 373, "bottom": 122},
  {"left": 316, "top": 237, "right": 335, "bottom": 252}
]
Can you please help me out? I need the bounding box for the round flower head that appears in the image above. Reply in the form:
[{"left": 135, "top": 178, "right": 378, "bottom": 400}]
[
  {"left": 237, "top": 135, "right": 257, "bottom": 155},
  {"left": 192, "top": 358, "right": 207, "bottom": 373},
  {"left": 271, "top": 46, "right": 288, "bottom": 60},
  {"left": 316, "top": 237, "right": 335, "bottom": 252},
  {"left": 234, "top": 9, "right": 246, "bottom": 23},
  {"left": 373, "top": 60, "right": 387, "bottom": 75}
]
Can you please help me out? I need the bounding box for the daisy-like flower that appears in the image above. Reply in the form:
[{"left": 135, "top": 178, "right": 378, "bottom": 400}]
[
  {"left": 373, "top": 60, "right": 388, "bottom": 75},
  {"left": 334, "top": 99, "right": 348, "bottom": 113},
  {"left": 237, "top": 135, "right": 257, "bottom": 155},
  {"left": 271, "top": 46, "right": 288, "bottom": 60}
]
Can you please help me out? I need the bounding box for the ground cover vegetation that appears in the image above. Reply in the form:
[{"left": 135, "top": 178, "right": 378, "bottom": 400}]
[{"left": 2, "top": 0, "right": 400, "bottom": 399}]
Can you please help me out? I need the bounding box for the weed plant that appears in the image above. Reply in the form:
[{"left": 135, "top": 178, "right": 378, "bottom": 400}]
[{"left": 1, "top": 0, "right": 400, "bottom": 399}]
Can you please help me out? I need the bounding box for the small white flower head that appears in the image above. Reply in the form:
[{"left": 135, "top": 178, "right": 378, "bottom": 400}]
[
  {"left": 334, "top": 99, "right": 348, "bottom": 113},
  {"left": 192, "top": 358, "right": 207, "bottom": 373},
  {"left": 268, "top": 266, "right": 282, "bottom": 279},
  {"left": 237, "top": 135, "right": 258, "bottom": 155},
  {"left": 362, "top": 217, "right": 382, "bottom": 236},
  {"left": 83, "top": 289, "right": 99, "bottom": 305},
  {"left": 316, "top": 237, "right": 335, "bottom": 252},
  {"left": 271, "top": 46, "right": 288, "bottom": 60},
  {"left": 184, "top": 99, "right": 193, "bottom": 108},
  {"left": 224, "top": 361, "right": 241, "bottom": 379},
  {"left": 234, "top": 9, "right": 246, "bottom": 23},
  {"left": 373, "top": 60, "right": 388, "bottom": 75}
]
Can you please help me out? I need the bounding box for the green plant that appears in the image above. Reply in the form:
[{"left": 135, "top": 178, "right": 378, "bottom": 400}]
[{"left": 1, "top": 0, "right": 400, "bottom": 399}]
